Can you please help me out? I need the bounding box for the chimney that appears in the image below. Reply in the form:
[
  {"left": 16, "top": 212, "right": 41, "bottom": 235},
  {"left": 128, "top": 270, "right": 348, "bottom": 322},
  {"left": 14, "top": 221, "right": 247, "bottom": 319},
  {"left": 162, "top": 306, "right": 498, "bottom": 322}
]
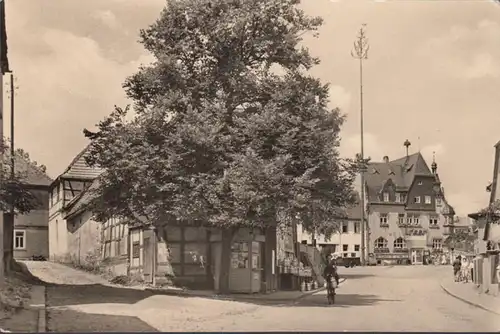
[{"left": 383, "top": 156, "right": 389, "bottom": 163}]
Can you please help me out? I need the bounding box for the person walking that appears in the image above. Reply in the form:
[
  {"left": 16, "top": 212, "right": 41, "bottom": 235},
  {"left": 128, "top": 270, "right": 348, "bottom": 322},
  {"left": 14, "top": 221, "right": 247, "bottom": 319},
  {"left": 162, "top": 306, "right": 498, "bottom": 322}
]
[{"left": 453, "top": 256, "right": 462, "bottom": 282}]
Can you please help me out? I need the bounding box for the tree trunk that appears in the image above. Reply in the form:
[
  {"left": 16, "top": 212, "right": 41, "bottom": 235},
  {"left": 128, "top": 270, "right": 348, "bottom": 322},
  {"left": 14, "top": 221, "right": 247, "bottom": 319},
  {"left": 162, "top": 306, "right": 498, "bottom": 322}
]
[
  {"left": 3, "top": 212, "right": 14, "bottom": 273},
  {"left": 219, "top": 227, "right": 236, "bottom": 294}
]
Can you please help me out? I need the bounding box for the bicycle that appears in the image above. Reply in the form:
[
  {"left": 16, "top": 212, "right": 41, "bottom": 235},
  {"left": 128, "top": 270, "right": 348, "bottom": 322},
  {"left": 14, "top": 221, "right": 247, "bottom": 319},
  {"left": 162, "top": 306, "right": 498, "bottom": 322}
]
[{"left": 326, "top": 277, "right": 338, "bottom": 305}]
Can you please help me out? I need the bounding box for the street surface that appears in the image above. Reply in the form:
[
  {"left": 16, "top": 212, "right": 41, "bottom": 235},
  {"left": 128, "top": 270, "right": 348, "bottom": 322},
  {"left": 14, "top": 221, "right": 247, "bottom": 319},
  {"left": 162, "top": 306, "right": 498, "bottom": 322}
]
[{"left": 23, "top": 261, "right": 500, "bottom": 332}]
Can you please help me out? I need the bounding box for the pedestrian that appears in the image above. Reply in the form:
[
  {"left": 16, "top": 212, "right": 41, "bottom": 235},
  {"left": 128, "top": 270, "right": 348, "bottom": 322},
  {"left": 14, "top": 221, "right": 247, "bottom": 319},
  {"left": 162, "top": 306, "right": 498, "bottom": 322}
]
[
  {"left": 461, "top": 257, "right": 469, "bottom": 283},
  {"left": 453, "top": 256, "right": 462, "bottom": 282}
]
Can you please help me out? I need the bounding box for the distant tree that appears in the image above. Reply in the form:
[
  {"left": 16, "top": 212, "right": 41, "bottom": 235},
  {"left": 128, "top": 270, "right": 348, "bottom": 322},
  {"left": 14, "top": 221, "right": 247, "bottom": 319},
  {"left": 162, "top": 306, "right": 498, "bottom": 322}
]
[{"left": 83, "top": 0, "right": 357, "bottom": 293}]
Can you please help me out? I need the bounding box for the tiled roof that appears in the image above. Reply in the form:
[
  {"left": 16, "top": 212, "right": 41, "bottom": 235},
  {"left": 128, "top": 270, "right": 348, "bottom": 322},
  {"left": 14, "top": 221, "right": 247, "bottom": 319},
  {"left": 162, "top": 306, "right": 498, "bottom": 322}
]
[
  {"left": 365, "top": 152, "right": 433, "bottom": 202},
  {"left": 6, "top": 153, "right": 53, "bottom": 187},
  {"left": 60, "top": 144, "right": 103, "bottom": 180}
]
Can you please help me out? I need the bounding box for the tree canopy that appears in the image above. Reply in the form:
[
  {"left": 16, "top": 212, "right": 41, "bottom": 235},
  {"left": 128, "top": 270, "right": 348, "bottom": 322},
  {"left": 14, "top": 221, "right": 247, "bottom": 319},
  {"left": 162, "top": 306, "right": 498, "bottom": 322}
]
[
  {"left": 83, "top": 0, "right": 357, "bottom": 239},
  {"left": 0, "top": 138, "right": 40, "bottom": 214}
]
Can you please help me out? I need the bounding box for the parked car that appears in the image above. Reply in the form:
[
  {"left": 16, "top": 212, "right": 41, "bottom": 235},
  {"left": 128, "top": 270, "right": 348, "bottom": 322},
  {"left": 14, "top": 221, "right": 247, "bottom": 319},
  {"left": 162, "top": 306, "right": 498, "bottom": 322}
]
[{"left": 337, "top": 256, "right": 361, "bottom": 268}]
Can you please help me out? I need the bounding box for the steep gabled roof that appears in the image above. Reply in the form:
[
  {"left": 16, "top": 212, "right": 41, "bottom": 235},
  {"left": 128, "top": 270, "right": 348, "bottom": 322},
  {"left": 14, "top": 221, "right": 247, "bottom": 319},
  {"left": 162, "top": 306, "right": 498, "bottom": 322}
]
[
  {"left": 58, "top": 144, "right": 103, "bottom": 181},
  {"left": 365, "top": 152, "right": 434, "bottom": 202}
]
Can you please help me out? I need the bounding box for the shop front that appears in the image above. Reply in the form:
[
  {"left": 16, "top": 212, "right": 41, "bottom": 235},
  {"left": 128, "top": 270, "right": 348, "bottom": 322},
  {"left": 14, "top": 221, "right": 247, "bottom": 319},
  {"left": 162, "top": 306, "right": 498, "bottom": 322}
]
[
  {"left": 375, "top": 252, "right": 409, "bottom": 265},
  {"left": 277, "top": 226, "right": 299, "bottom": 290},
  {"left": 210, "top": 228, "right": 265, "bottom": 293}
]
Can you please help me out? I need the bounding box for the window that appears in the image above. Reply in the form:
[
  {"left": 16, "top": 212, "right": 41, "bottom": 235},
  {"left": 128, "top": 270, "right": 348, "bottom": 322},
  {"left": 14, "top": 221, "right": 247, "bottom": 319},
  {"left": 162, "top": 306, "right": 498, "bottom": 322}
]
[
  {"left": 395, "top": 193, "right": 401, "bottom": 203},
  {"left": 341, "top": 222, "right": 348, "bottom": 233},
  {"left": 425, "top": 196, "right": 432, "bottom": 204},
  {"left": 383, "top": 192, "right": 389, "bottom": 202},
  {"left": 413, "top": 215, "right": 420, "bottom": 225},
  {"left": 414, "top": 196, "right": 421, "bottom": 204},
  {"left": 342, "top": 244, "right": 348, "bottom": 252},
  {"left": 184, "top": 243, "right": 207, "bottom": 267},
  {"left": 14, "top": 230, "right": 25, "bottom": 250},
  {"left": 401, "top": 193, "right": 407, "bottom": 202},
  {"left": 436, "top": 198, "right": 442, "bottom": 206},
  {"left": 380, "top": 213, "right": 388, "bottom": 226},
  {"left": 432, "top": 238, "right": 442, "bottom": 250},
  {"left": 231, "top": 242, "right": 249, "bottom": 269},
  {"left": 406, "top": 215, "right": 413, "bottom": 225},
  {"left": 354, "top": 244, "right": 360, "bottom": 252},
  {"left": 354, "top": 222, "right": 360, "bottom": 233},
  {"left": 429, "top": 216, "right": 439, "bottom": 227},
  {"left": 398, "top": 214, "right": 405, "bottom": 226},
  {"left": 375, "top": 237, "right": 388, "bottom": 249},
  {"left": 393, "top": 237, "right": 406, "bottom": 249}
]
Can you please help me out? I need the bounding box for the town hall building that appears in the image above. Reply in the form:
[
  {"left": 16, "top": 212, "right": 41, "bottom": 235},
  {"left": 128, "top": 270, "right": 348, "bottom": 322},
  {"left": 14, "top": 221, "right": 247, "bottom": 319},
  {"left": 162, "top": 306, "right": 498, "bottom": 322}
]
[{"left": 365, "top": 140, "right": 455, "bottom": 265}]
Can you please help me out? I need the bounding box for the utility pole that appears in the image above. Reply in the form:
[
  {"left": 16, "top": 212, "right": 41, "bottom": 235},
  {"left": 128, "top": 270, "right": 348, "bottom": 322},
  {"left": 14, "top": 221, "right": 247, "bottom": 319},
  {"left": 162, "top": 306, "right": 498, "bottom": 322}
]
[
  {"left": 6, "top": 72, "right": 13, "bottom": 272},
  {"left": 0, "top": 0, "right": 7, "bottom": 283},
  {"left": 352, "top": 24, "right": 369, "bottom": 266}
]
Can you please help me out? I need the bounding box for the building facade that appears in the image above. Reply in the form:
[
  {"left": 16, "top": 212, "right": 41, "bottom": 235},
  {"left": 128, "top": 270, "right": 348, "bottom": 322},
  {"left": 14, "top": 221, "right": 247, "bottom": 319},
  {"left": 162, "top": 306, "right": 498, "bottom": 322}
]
[
  {"left": 469, "top": 140, "right": 500, "bottom": 296},
  {"left": 365, "top": 144, "right": 455, "bottom": 265},
  {"left": 48, "top": 145, "right": 102, "bottom": 262},
  {"left": 297, "top": 200, "right": 363, "bottom": 263},
  {"left": 12, "top": 155, "right": 53, "bottom": 260}
]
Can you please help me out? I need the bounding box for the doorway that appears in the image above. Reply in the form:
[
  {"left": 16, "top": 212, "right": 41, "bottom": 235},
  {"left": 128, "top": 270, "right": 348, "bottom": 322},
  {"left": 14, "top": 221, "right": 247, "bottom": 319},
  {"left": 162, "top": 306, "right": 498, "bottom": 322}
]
[
  {"left": 143, "top": 230, "right": 155, "bottom": 284},
  {"left": 411, "top": 249, "right": 423, "bottom": 265}
]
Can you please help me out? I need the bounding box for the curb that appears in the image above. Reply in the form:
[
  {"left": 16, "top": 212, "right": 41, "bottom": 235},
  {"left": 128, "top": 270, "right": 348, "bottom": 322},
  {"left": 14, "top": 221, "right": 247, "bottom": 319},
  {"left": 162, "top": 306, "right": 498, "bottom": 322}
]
[
  {"left": 145, "top": 278, "right": 347, "bottom": 303},
  {"left": 439, "top": 281, "right": 500, "bottom": 316},
  {"left": 29, "top": 285, "right": 47, "bottom": 332}
]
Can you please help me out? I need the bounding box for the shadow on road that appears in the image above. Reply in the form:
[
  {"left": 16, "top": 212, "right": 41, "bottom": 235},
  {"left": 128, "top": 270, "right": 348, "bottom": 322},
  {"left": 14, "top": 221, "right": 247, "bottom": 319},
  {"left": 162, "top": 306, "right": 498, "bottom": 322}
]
[
  {"left": 340, "top": 273, "right": 375, "bottom": 280},
  {"left": 47, "top": 309, "right": 158, "bottom": 332},
  {"left": 46, "top": 284, "right": 155, "bottom": 307},
  {"left": 290, "top": 293, "right": 403, "bottom": 308}
]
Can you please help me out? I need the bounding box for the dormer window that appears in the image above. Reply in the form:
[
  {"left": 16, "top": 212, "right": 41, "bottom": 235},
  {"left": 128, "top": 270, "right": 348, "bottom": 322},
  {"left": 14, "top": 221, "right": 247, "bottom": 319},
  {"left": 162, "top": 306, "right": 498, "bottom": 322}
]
[
  {"left": 395, "top": 193, "right": 401, "bottom": 203},
  {"left": 414, "top": 196, "right": 421, "bottom": 204},
  {"left": 388, "top": 170, "right": 395, "bottom": 175},
  {"left": 418, "top": 181, "right": 423, "bottom": 185},
  {"left": 371, "top": 168, "right": 379, "bottom": 174},
  {"left": 406, "top": 164, "right": 414, "bottom": 172},
  {"left": 383, "top": 192, "right": 389, "bottom": 202}
]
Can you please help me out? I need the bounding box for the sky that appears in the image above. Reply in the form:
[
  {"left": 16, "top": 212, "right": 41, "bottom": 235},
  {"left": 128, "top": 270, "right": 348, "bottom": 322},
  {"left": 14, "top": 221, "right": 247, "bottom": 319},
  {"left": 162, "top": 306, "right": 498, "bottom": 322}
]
[{"left": 4, "top": 0, "right": 500, "bottom": 216}]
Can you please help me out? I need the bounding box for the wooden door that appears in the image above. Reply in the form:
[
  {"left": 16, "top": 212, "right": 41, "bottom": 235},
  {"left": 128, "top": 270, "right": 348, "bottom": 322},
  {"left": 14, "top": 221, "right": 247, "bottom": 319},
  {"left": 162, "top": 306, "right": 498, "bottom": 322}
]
[{"left": 143, "top": 232, "right": 155, "bottom": 284}]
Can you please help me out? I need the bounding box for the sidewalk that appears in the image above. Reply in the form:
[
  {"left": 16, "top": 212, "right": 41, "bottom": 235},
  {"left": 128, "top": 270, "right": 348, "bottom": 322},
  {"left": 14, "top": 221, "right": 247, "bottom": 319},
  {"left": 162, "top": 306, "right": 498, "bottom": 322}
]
[{"left": 440, "top": 279, "right": 500, "bottom": 316}]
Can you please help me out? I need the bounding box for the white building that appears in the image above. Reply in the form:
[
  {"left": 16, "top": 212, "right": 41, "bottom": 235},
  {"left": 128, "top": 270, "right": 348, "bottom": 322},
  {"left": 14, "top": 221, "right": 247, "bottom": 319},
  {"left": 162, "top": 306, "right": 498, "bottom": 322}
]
[{"left": 296, "top": 201, "right": 363, "bottom": 260}]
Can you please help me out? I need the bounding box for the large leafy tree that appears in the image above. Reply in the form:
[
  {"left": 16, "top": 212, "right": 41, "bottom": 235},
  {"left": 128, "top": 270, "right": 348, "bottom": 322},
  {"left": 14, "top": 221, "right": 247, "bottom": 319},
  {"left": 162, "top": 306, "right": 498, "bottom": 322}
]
[{"left": 84, "top": 0, "right": 357, "bottom": 292}]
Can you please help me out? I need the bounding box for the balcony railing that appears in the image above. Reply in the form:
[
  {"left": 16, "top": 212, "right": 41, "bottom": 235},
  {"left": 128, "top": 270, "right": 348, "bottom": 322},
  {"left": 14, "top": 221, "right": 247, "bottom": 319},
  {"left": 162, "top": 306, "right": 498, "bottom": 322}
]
[
  {"left": 374, "top": 247, "right": 390, "bottom": 253},
  {"left": 393, "top": 248, "right": 409, "bottom": 253}
]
